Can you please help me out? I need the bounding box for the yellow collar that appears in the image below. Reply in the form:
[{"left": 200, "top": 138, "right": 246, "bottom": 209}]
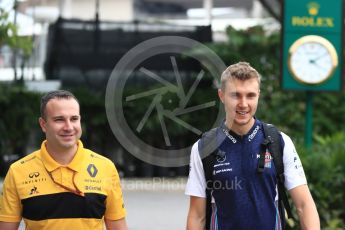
[{"left": 40, "top": 140, "right": 85, "bottom": 172}]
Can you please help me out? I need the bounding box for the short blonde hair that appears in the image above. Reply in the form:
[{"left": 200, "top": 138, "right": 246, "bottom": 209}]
[{"left": 220, "top": 62, "right": 261, "bottom": 91}]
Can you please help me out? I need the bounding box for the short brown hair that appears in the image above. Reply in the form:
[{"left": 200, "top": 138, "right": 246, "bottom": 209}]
[
  {"left": 220, "top": 62, "right": 261, "bottom": 91},
  {"left": 40, "top": 90, "right": 79, "bottom": 119}
]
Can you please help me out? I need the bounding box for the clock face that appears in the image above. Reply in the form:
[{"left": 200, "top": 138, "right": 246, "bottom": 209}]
[{"left": 288, "top": 35, "right": 338, "bottom": 85}]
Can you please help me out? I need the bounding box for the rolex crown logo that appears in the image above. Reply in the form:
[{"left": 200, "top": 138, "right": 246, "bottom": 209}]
[{"left": 307, "top": 2, "right": 320, "bottom": 16}]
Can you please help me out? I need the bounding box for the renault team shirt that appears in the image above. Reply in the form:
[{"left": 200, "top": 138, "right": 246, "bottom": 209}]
[
  {"left": 185, "top": 119, "right": 307, "bottom": 230},
  {"left": 0, "top": 140, "right": 126, "bottom": 230}
]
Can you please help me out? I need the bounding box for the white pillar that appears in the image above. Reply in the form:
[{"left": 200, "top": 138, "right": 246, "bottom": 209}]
[
  {"left": 58, "top": 0, "right": 72, "bottom": 18},
  {"left": 203, "top": 0, "right": 213, "bottom": 25},
  {"left": 251, "top": 0, "right": 264, "bottom": 18}
]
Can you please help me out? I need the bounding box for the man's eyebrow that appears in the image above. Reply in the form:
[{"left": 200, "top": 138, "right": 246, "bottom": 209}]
[
  {"left": 52, "top": 116, "right": 64, "bottom": 119},
  {"left": 51, "top": 115, "right": 80, "bottom": 119},
  {"left": 247, "top": 92, "right": 258, "bottom": 95}
]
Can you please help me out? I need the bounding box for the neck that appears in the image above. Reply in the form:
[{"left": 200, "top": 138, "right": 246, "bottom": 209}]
[
  {"left": 45, "top": 143, "right": 78, "bottom": 165},
  {"left": 225, "top": 118, "right": 255, "bottom": 136}
]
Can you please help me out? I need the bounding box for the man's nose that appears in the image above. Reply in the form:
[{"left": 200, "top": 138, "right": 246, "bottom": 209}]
[
  {"left": 63, "top": 120, "right": 73, "bottom": 130},
  {"left": 238, "top": 97, "right": 247, "bottom": 107}
]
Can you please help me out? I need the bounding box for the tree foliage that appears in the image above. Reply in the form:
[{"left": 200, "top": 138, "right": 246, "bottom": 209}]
[
  {"left": 0, "top": 7, "right": 33, "bottom": 59},
  {"left": 0, "top": 8, "right": 17, "bottom": 47}
]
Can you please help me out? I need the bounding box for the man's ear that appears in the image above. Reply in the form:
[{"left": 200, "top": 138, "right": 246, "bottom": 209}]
[
  {"left": 218, "top": 88, "right": 224, "bottom": 103},
  {"left": 39, "top": 117, "right": 47, "bottom": 133}
]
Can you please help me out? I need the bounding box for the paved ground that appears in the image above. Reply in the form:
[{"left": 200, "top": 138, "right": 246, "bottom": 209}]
[
  {"left": 125, "top": 190, "right": 188, "bottom": 229},
  {"left": 3, "top": 178, "right": 189, "bottom": 230},
  {"left": 122, "top": 178, "right": 189, "bottom": 230}
]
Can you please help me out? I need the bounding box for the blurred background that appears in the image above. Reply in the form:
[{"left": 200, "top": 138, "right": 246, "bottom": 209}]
[{"left": 0, "top": 0, "right": 344, "bottom": 229}]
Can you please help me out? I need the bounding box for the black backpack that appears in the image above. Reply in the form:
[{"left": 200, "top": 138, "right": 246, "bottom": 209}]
[{"left": 198, "top": 122, "right": 293, "bottom": 230}]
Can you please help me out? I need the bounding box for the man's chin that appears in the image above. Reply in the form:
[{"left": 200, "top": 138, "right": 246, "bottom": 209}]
[
  {"left": 59, "top": 141, "right": 77, "bottom": 148},
  {"left": 234, "top": 118, "right": 251, "bottom": 126}
]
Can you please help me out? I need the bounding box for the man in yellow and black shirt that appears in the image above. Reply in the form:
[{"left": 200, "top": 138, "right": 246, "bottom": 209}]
[{"left": 0, "top": 90, "right": 127, "bottom": 230}]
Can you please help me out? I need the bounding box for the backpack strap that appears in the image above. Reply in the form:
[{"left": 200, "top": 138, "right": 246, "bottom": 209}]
[
  {"left": 199, "top": 123, "right": 293, "bottom": 230},
  {"left": 261, "top": 123, "right": 294, "bottom": 224},
  {"left": 198, "top": 127, "right": 219, "bottom": 230}
]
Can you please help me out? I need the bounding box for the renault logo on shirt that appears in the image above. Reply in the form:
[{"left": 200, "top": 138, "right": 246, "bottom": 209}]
[{"left": 87, "top": 164, "right": 98, "bottom": 177}]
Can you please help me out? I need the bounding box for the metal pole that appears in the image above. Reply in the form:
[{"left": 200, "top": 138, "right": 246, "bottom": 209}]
[
  {"left": 305, "top": 91, "right": 313, "bottom": 148},
  {"left": 95, "top": 0, "right": 100, "bottom": 21},
  {"left": 12, "top": 0, "right": 18, "bottom": 81},
  {"left": 93, "top": 0, "right": 100, "bottom": 53},
  {"left": 31, "top": 3, "right": 36, "bottom": 80}
]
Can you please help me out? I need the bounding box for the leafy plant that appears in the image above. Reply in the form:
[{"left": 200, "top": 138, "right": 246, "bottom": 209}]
[
  {"left": 1, "top": 7, "right": 31, "bottom": 50},
  {"left": 0, "top": 8, "right": 16, "bottom": 46},
  {"left": 295, "top": 134, "right": 345, "bottom": 229}
]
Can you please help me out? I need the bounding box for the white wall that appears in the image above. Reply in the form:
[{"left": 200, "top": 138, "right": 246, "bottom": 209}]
[{"left": 64, "top": 0, "right": 134, "bottom": 21}]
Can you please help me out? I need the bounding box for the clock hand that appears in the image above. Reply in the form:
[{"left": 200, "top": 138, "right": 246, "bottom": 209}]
[
  {"left": 308, "top": 58, "right": 328, "bottom": 72},
  {"left": 309, "top": 51, "right": 329, "bottom": 63}
]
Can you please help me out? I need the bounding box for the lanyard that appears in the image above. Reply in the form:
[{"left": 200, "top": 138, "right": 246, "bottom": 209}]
[{"left": 42, "top": 163, "right": 84, "bottom": 197}]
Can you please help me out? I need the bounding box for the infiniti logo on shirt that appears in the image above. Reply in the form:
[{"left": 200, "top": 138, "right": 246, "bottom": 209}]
[{"left": 29, "top": 172, "right": 40, "bottom": 178}]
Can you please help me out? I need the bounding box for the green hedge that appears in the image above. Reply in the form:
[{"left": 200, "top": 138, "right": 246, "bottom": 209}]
[
  {"left": 0, "top": 84, "right": 41, "bottom": 155},
  {"left": 0, "top": 84, "right": 41, "bottom": 175},
  {"left": 283, "top": 134, "right": 345, "bottom": 229},
  {"left": 295, "top": 134, "right": 345, "bottom": 229}
]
